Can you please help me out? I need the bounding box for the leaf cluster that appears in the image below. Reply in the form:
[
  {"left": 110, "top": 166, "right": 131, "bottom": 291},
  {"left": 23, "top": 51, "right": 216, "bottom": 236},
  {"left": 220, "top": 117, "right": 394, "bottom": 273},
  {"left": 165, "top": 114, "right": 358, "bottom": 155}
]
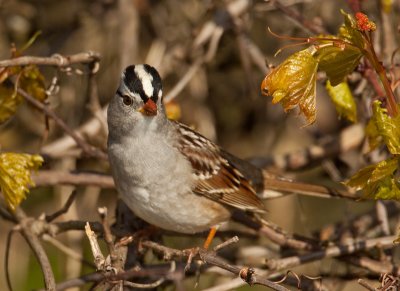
[
  {"left": 262, "top": 11, "right": 400, "bottom": 201},
  {"left": 0, "top": 34, "right": 45, "bottom": 210},
  {"left": 261, "top": 11, "right": 365, "bottom": 124},
  {"left": 0, "top": 32, "right": 47, "bottom": 124}
]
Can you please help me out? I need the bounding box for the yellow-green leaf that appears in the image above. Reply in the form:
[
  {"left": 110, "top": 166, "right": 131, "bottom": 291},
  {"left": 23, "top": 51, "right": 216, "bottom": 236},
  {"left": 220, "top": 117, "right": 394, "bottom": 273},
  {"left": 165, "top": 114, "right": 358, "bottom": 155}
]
[
  {"left": 338, "top": 10, "right": 365, "bottom": 49},
  {"left": 261, "top": 48, "right": 318, "bottom": 124},
  {"left": 325, "top": 80, "right": 357, "bottom": 122},
  {"left": 371, "top": 100, "right": 400, "bottom": 154},
  {"left": 0, "top": 153, "right": 43, "bottom": 210},
  {"left": 20, "top": 65, "right": 47, "bottom": 102},
  {"left": 317, "top": 44, "right": 362, "bottom": 86},
  {"left": 345, "top": 157, "right": 400, "bottom": 200},
  {"left": 365, "top": 176, "right": 400, "bottom": 200},
  {"left": 0, "top": 86, "right": 23, "bottom": 124},
  {"left": 365, "top": 118, "right": 382, "bottom": 151}
]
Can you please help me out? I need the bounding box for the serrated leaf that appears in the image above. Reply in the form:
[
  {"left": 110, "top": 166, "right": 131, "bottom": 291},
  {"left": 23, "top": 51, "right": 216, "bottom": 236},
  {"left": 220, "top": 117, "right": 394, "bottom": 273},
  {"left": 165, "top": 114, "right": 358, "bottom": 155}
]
[
  {"left": 317, "top": 44, "right": 362, "bottom": 86},
  {"left": 0, "top": 153, "right": 43, "bottom": 210},
  {"left": 261, "top": 49, "right": 318, "bottom": 124},
  {"left": 325, "top": 80, "right": 357, "bottom": 122},
  {"left": 346, "top": 158, "right": 400, "bottom": 200},
  {"left": 371, "top": 100, "right": 400, "bottom": 154}
]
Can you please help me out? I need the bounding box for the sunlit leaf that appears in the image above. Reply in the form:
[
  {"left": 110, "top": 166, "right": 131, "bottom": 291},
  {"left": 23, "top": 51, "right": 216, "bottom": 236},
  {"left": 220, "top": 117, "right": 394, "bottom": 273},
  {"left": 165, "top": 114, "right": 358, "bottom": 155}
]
[
  {"left": 0, "top": 153, "right": 43, "bottom": 210},
  {"left": 325, "top": 80, "right": 357, "bottom": 122},
  {"left": 346, "top": 157, "right": 400, "bottom": 200},
  {"left": 317, "top": 44, "right": 362, "bottom": 86},
  {"left": 371, "top": 100, "right": 400, "bottom": 154},
  {"left": 365, "top": 118, "right": 382, "bottom": 151},
  {"left": 338, "top": 10, "right": 365, "bottom": 49},
  {"left": 367, "top": 177, "right": 400, "bottom": 200},
  {"left": 261, "top": 48, "right": 318, "bottom": 124}
]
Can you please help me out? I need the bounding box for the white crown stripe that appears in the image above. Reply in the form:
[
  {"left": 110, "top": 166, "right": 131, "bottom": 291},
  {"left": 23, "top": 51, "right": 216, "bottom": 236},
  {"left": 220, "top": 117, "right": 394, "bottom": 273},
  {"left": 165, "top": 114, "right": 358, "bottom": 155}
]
[{"left": 134, "top": 65, "right": 154, "bottom": 98}]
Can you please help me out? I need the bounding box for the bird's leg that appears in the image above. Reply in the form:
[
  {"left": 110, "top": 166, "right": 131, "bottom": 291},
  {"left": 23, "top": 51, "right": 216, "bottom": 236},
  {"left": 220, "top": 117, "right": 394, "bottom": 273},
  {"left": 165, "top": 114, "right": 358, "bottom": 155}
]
[
  {"left": 203, "top": 225, "right": 219, "bottom": 249},
  {"left": 184, "top": 225, "right": 220, "bottom": 272}
]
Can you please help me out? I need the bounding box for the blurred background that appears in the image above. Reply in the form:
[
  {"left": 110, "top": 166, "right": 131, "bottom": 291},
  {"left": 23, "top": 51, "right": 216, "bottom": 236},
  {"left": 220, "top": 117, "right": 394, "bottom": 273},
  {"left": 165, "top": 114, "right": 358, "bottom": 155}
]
[{"left": 0, "top": 0, "right": 398, "bottom": 290}]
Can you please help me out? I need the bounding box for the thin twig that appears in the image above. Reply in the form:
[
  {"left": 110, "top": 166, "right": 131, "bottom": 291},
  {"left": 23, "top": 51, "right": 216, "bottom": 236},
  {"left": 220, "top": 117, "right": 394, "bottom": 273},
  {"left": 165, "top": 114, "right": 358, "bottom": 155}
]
[
  {"left": 16, "top": 87, "right": 108, "bottom": 160},
  {"left": 45, "top": 190, "right": 77, "bottom": 222},
  {"left": 268, "top": 0, "right": 327, "bottom": 34},
  {"left": 265, "top": 235, "right": 396, "bottom": 271},
  {"left": 358, "top": 278, "right": 376, "bottom": 291},
  {"left": 213, "top": 236, "right": 239, "bottom": 252},
  {"left": 5, "top": 229, "right": 16, "bottom": 291}
]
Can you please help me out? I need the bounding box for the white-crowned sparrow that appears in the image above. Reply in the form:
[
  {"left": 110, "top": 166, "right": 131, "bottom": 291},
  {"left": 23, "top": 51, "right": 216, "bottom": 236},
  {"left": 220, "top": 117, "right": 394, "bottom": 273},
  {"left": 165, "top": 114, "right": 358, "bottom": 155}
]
[
  {"left": 107, "top": 64, "right": 269, "bottom": 234},
  {"left": 107, "top": 64, "right": 350, "bottom": 234}
]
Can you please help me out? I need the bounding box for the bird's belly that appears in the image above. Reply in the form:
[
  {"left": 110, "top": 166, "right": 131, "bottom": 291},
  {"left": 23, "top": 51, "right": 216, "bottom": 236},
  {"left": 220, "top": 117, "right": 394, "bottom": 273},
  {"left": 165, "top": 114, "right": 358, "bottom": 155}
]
[{"left": 119, "top": 185, "right": 230, "bottom": 234}]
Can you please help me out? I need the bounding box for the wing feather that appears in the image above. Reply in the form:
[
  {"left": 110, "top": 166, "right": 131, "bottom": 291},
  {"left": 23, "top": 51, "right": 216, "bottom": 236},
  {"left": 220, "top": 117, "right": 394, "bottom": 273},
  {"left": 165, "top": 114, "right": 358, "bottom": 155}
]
[{"left": 175, "top": 122, "right": 265, "bottom": 213}]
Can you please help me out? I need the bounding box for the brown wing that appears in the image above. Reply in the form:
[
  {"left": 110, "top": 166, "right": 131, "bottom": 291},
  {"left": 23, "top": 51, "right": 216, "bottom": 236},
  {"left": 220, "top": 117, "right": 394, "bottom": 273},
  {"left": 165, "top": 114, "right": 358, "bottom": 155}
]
[{"left": 175, "top": 122, "right": 265, "bottom": 213}]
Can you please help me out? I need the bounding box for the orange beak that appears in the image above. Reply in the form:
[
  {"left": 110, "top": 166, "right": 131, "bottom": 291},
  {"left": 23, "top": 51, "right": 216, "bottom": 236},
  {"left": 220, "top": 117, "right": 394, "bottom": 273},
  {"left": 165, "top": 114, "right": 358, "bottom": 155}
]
[{"left": 138, "top": 99, "right": 157, "bottom": 116}]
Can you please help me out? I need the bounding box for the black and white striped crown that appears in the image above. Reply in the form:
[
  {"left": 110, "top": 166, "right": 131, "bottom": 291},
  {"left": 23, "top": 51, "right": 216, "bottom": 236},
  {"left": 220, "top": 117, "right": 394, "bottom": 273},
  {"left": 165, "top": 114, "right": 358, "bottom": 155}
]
[{"left": 123, "top": 64, "right": 163, "bottom": 103}]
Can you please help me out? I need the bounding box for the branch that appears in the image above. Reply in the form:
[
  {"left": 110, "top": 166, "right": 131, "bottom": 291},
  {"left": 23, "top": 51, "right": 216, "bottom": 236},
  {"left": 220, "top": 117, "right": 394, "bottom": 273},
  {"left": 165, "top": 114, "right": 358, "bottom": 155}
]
[
  {"left": 141, "top": 240, "right": 290, "bottom": 291},
  {"left": 265, "top": 235, "right": 396, "bottom": 271},
  {"left": 16, "top": 87, "right": 108, "bottom": 160},
  {"left": 32, "top": 170, "right": 114, "bottom": 188},
  {"left": 0, "top": 51, "right": 100, "bottom": 68},
  {"left": 13, "top": 208, "right": 56, "bottom": 290}
]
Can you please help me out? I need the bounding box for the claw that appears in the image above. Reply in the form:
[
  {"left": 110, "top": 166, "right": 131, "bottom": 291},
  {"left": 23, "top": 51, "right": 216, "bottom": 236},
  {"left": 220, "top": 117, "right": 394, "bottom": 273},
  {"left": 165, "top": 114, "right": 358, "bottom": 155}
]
[{"left": 184, "top": 247, "right": 200, "bottom": 273}]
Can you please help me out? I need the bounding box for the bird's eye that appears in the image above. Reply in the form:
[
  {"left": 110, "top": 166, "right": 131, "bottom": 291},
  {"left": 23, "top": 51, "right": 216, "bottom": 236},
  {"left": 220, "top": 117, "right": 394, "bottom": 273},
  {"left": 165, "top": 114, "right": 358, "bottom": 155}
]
[{"left": 122, "top": 95, "right": 133, "bottom": 106}]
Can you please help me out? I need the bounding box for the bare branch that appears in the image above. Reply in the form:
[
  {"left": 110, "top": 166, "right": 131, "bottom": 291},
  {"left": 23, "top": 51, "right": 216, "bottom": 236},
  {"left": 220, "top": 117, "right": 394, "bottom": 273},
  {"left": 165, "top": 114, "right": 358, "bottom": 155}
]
[
  {"left": 45, "top": 191, "right": 77, "bottom": 222},
  {"left": 16, "top": 87, "right": 108, "bottom": 160},
  {"left": 31, "top": 171, "right": 114, "bottom": 188},
  {"left": 265, "top": 235, "right": 396, "bottom": 271},
  {"left": 13, "top": 208, "right": 56, "bottom": 290},
  {"left": 0, "top": 52, "right": 100, "bottom": 68}
]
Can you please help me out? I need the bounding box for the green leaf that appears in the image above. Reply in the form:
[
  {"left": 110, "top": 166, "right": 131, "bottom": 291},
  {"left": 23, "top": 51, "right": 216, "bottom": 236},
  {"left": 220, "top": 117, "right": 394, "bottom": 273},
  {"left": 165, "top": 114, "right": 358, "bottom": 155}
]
[
  {"left": 0, "top": 86, "right": 23, "bottom": 124},
  {"left": 317, "top": 44, "right": 362, "bottom": 86},
  {"left": 20, "top": 65, "right": 47, "bottom": 102},
  {"left": 371, "top": 100, "right": 400, "bottom": 154},
  {"left": 0, "top": 153, "right": 43, "bottom": 210},
  {"left": 261, "top": 48, "right": 318, "bottom": 124},
  {"left": 365, "top": 118, "right": 382, "bottom": 151},
  {"left": 0, "top": 33, "right": 46, "bottom": 124},
  {"left": 346, "top": 158, "right": 400, "bottom": 200},
  {"left": 325, "top": 80, "right": 357, "bottom": 122},
  {"left": 338, "top": 10, "right": 365, "bottom": 49}
]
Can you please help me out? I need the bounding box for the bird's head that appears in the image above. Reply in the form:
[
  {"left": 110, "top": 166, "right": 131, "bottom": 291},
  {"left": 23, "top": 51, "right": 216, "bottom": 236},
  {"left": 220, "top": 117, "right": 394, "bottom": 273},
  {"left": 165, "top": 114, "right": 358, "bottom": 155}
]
[{"left": 108, "top": 64, "right": 164, "bottom": 136}]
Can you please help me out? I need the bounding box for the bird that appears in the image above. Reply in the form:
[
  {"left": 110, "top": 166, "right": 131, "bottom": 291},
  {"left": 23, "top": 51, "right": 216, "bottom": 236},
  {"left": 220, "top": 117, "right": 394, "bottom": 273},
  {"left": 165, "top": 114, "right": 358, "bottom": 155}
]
[{"left": 107, "top": 64, "right": 353, "bottom": 244}]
